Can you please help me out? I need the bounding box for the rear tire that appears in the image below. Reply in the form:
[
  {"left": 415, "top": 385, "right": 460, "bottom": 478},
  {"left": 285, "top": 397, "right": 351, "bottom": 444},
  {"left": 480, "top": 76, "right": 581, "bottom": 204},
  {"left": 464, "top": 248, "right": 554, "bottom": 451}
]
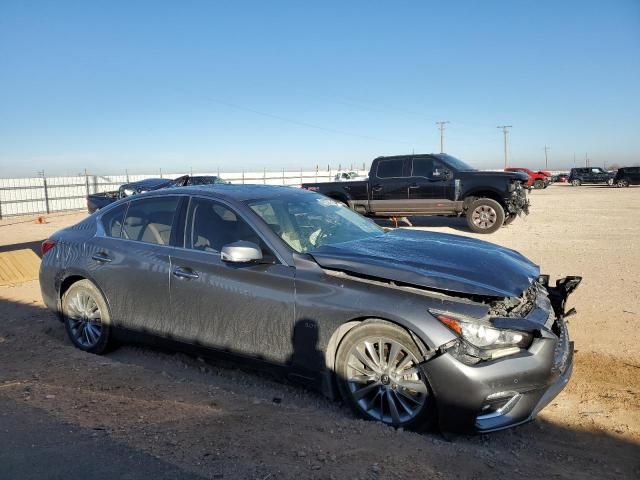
[
  {"left": 465, "top": 198, "right": 505, "bottom": 234},
  {"left": 335, "top": 321, "right": 436, "bottom": 431},
  {"left": 533, "top": 179, "right": 545, "bottom": 189},
  {"left": 617, "top": 179, "right": 629, "bottom": 188},
  {"left": 62, "top": 279, "right": 112, "bottom": 354}
]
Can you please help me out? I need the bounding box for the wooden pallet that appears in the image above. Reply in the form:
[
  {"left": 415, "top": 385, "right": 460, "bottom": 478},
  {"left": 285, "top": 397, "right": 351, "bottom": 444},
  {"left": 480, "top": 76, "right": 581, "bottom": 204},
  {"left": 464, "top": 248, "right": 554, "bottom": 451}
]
[{"left": 0, "top": 249, "right": 41, "bottom": 286}]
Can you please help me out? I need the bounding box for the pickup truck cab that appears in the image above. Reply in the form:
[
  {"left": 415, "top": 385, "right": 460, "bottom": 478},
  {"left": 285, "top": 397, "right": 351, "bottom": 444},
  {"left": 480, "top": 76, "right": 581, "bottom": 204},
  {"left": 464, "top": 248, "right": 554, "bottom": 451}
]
[{"left": 302, "top": 154, "right": 529, "bottom": 234}]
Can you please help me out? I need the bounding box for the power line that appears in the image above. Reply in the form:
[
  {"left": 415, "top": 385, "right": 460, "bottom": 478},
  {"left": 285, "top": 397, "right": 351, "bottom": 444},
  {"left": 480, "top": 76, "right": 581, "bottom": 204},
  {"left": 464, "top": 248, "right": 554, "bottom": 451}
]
[
  {"left": 497, "top": 125, "right": 512, "bottom": 169},
  {"left": 436, "top": 121, "right": 450, "bottom": 153}
]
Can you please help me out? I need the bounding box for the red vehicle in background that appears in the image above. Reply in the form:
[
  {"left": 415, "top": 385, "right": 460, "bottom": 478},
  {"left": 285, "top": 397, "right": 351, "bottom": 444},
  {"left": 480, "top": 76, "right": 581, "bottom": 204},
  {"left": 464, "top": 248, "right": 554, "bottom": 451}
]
[{"left": 505, "top": 167, "right": 550, "bottom": 189}]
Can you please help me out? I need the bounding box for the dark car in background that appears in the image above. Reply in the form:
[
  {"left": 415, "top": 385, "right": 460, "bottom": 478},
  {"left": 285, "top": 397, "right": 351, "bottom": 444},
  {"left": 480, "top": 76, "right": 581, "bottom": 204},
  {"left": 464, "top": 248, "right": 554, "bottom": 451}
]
[
  {"left": 568, "top": 168, "right": 614, "bottom": 186},
  {"left": 613, "top": 167, "right": 640, "bottom": 187},
  {"left": 86, "top": 175, "right": 228, "bottom": 212},
  {"left": 40, "top": 184, "right": 580, "bottom": 433}
]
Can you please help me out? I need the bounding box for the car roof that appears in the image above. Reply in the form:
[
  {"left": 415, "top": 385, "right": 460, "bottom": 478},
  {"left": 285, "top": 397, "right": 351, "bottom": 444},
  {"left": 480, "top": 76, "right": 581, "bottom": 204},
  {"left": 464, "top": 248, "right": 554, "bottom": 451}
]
[
  {"left": 139, "top": 183, "right": 316, "bottom": 203},
  {"left": 125, "top": 178, "right": 172, "bottom": 188}
]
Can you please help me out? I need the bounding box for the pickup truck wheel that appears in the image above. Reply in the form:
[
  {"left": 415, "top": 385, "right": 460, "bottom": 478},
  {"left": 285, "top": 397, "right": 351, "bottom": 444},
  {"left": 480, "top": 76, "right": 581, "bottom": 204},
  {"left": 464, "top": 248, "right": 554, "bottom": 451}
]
[
  {"left": 335, "top": 322, "right": 436, "bottom": 431},
  {"left": 571, "top": 179, "right": 581, "bottom": 186},
  {"left": 617, "top": 179, "right": 629, "bottom": 188},
  {"left": 607, "top": 178, "right": 614, "bottom": 186},
  {"left": 533, "top": 179, "right": 545, "bottom": 189},
  {"left": 466, "top": 198, "right": 505, "bottom": 234}
]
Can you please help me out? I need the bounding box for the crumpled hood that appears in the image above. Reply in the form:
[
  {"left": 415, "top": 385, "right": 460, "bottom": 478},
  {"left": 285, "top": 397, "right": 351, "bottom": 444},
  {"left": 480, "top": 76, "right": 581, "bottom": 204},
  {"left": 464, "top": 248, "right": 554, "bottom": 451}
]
[{"left": 310, "top": 229, "right": 540, "bottom": 298}]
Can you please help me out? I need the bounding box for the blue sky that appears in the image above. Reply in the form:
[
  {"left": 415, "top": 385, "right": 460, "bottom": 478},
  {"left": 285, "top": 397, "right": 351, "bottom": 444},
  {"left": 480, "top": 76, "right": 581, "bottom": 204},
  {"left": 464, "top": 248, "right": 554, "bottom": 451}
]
[{"left": 0, "top": 0, "right": 638, "bottom": 176}]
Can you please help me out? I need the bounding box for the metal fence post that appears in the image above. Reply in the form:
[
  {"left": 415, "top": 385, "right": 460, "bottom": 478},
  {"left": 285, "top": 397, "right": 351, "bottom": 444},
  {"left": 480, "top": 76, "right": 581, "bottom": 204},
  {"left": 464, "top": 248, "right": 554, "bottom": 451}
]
[
  {"left": 126, "top": 169, "right": 130, "bottom": 183},
  {"left": 315, "top": 165, "right": 318, "bottom": 183},
  {"left": 42, "top": 175, "right": 50, "bottom": 214},
  {"left": 242, "top": 170, "right": 245, "bottom": 184},
  {"left": 300, "top": 168, "right": 303, "bottom": 185},
  {"left": 282, "top": 168, "right": 285, "bottom": 185},
  {"left": 84, "top": 170, "right": 90, "bottom": 197},
  {"left": 160, "top": 168, "right": 163, "bottom": 179},
  {"left": 263, "top": 168, "right": 266, "bottom": 184}
]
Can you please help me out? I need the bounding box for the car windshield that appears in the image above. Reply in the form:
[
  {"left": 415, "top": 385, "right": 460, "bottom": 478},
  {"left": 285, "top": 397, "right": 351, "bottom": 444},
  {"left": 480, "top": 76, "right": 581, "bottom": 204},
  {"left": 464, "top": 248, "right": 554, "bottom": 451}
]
[
  {"left": 438, "top": 154, "right": 476, "bottom": 171},
  {"left": 245, "top": 195, "right": 384, "bottom": 253}
]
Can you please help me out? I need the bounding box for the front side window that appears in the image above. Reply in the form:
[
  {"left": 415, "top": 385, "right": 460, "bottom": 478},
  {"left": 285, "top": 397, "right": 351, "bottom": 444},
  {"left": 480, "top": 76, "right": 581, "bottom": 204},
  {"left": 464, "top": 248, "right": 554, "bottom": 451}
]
[
  {"left": 246, "top": 194, "right": 384, "bottom": 253},
  {"left": 187, "top": 198, "right": 267, "bottom": 254},
  {"left": 101, "top": 203, "right": 127, "bottom": 238},
  {"left": 122, "top": 196, "right": 179, "bottom": 245},
  {"left": 412, "top": 158, "right": 446, "bottom": 179},
  {"left": 376, "top": 159, "right": 404, "bottom": 178}
]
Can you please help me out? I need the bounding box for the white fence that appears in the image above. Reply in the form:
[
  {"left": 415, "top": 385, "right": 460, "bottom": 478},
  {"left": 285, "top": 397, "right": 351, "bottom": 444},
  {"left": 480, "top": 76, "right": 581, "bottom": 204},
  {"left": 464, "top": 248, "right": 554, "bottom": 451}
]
[{"left": 0, "top": 168, "right": 368, "bottom": 218}]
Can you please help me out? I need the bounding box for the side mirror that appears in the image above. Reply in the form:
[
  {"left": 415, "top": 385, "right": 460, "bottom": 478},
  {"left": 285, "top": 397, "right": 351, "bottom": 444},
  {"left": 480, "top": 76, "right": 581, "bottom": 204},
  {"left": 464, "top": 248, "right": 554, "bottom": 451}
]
[
  {"left": 220, "top": 241, "right": 263, "bottom": 263},
  {"left": 444, "top": 169, "right": 453, "bottom": 179}
]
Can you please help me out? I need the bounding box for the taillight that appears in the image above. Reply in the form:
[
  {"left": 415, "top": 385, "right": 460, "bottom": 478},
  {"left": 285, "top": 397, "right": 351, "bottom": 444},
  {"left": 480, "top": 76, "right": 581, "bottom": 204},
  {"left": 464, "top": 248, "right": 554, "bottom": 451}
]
[{"left": 41, "top": 239, "right": 56, "bottom": 256}]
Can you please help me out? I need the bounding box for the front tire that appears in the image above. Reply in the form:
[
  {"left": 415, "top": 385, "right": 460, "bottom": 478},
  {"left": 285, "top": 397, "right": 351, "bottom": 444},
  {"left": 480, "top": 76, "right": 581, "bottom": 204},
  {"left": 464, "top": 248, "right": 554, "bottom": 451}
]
[
  {"left": 62, "top": 279, "right": 112, "bottom": 354},
  {"left": 466, "top": 198, "right": 505, "bottom": 234},
  {"left": 617, "top": 179, "right": 629, "bottom": 188},
  {"left": 335, "top": 322, "right": 436, "bottom": 431},
  {"left": 533, "top": 179, "right": 545, "bottom": 189},
  {"left": 607, "top": 178, "right": 614, "bottom": 186},
  {"left": 571, "top": 179, "right": 581, "bottom": 186}
]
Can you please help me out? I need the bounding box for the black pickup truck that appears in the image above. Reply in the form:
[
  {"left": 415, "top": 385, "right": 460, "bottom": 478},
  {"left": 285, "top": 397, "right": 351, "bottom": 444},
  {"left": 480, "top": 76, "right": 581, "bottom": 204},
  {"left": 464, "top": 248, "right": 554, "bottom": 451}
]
[{"left": 301, "top": 154, "right": 529, "bottom": 234}]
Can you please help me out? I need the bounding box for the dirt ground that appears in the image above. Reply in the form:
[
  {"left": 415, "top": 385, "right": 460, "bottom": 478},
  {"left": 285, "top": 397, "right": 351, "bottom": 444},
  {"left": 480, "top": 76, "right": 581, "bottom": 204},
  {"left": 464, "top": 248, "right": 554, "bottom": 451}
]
[{"left": 1, "top": 184, "right": 639, "bottom": 479}]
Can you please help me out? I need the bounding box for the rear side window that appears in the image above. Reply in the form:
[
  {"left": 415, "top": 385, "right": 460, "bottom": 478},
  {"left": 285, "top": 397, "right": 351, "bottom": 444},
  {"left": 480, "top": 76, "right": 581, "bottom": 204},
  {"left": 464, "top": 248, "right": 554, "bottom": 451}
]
[
  {"left": 122, "top": 197, "right": 180, "bottom": 245},
  {"left": 100, "top": 204, "right": 127, "bottom": 238},
  {"left": 376, "top": 159, "right": 404, "bottom": 178}
]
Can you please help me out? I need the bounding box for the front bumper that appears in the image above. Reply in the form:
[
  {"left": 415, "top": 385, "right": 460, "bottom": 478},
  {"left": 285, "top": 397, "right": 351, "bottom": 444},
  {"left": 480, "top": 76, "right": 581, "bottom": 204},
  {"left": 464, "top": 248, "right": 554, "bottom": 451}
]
[{"left": 421, "top": 317, "right": 573, "bottom": 433}]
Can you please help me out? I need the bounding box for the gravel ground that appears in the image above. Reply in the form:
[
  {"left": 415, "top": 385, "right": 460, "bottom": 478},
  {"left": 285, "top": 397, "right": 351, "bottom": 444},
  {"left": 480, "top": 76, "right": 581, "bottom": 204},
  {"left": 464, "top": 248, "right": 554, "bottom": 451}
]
[{"left": 0, "top": 184, "right": 639, "bottom": 479}]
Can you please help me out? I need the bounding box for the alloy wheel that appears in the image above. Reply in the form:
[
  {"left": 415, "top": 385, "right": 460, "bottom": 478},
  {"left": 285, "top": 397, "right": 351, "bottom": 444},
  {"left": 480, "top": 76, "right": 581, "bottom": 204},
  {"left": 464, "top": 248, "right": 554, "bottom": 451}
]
[
  {"left": 471, "top": 205, "right": 497, "bottom": 230},
  {"left": 345, "top": 337, "right": 428, "bottom": 425},
  {"left": 65, "top": 291, "right": 103, "bottom": 348}
]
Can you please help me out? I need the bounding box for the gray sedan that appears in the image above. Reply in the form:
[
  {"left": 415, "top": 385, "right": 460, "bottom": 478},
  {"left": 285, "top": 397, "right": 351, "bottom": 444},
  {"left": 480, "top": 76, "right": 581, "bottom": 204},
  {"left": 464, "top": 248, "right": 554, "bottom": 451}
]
[{"left": 39, "top": 184, "right": 580, "bottom": 433}]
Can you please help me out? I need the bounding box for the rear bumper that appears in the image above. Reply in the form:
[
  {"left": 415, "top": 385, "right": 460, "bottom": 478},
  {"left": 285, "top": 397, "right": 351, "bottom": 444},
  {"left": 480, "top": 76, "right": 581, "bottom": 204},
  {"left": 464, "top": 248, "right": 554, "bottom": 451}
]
[{"left": 421, "top": 317, "right": 573, "bottom": 433}]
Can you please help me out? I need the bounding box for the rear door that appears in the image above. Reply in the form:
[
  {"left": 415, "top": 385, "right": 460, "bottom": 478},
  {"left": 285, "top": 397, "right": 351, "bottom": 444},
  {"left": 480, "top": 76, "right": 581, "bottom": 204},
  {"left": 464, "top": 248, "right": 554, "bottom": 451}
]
[
  {"left": 88, "top": 196, "right": 181, "bottom": 334},
  {"left": 369, "top": 158, "right": 411, "bottom": 215},
  {"left": 168, "top": 197, "right": 296, "bottom": 363}
]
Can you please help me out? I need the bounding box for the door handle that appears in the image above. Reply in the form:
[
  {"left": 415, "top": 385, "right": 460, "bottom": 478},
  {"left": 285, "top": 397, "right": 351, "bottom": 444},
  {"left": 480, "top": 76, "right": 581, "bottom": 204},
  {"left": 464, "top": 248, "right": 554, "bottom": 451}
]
[
  {"left": 371, "top": 184, "right": 383, "bottom": 192},
  {"left": 172, "top": 267, "right": 199, "bottom": 280},
  {"left": 409, "top": 183, "right": 419, "bottom": 189},
  {"left": 91, "top": 252, "right": 112, "bottom": 263}
]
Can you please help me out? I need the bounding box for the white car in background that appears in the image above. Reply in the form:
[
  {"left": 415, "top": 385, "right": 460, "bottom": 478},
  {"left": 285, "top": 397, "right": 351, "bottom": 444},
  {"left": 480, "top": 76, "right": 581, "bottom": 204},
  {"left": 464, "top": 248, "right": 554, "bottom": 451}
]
[{"left": 334, "top": 171, "right": 368, "bottom": 182}]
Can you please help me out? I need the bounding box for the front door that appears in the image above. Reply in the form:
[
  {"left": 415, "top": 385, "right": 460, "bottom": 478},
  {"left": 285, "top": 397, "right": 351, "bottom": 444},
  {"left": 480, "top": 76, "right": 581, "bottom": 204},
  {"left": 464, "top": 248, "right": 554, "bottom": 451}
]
[
  {"left": 369, "top": 158, "right": 411, "bottom": 215},
  {"left": 168, "top": 197, "right": 295, "bottom": 363},
  {"left": 407, "top": 156, "right": 455, "bottom": 213}
]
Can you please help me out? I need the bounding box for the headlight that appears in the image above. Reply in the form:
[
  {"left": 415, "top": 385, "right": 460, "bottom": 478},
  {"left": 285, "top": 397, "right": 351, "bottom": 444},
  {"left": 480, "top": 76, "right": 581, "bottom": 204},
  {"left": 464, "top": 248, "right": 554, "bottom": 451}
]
[
  {"left": 123, "top": 188, "right": 135, "bottom": 196},
  {"left": 432, "top": 311, "right": 533, "bottom": 361}
]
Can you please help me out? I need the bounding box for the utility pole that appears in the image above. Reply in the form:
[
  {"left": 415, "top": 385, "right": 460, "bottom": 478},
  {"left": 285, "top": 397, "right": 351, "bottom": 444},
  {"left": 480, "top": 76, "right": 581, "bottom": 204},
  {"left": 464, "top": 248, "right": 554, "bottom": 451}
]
[
  {"left": 585, "top": 153, "right": 589, "bottom": 168},
  {"left": 544, "top": 145, "right": 550, "bottom": 170},
  {"left": 436, "top": 121, "right": 450, "bottom": 153},
  {"left": 497, "top": 125, "right": 512, "bottom": 169}
]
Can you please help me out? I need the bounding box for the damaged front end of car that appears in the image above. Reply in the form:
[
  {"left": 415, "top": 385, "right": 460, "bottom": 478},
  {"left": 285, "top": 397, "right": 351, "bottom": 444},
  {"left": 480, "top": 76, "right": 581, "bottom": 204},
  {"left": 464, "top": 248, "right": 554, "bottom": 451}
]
[
  {"left": 506, "top": 180, "right": 530, "bottom": 217},
  {"left": 420, "top": 275, "right": 581, "bottom": 433}
]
